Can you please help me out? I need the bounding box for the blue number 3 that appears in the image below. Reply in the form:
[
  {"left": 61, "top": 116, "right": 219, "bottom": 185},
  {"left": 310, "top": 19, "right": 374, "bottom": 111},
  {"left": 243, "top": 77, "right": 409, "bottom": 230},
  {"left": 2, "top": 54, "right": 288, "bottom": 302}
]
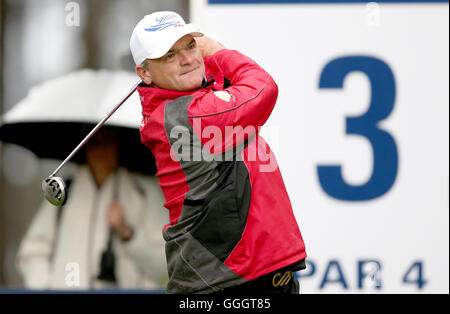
[{"left": 318, "top": 56, "right": 398, "bottom": 201}]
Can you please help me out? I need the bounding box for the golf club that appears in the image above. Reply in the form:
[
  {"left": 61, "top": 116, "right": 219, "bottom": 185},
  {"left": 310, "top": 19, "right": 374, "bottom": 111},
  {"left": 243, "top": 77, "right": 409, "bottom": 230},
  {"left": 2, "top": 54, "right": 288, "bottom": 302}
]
[{"left": 42, "top": 81, "right": 141, "bottom": 206}]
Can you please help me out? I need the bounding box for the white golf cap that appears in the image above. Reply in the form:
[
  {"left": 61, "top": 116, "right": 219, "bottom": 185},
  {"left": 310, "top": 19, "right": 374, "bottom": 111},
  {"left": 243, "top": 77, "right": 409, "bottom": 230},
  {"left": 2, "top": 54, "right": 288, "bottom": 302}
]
[{"left": 130, "top": 11, "right": 203, "bottom": 65}]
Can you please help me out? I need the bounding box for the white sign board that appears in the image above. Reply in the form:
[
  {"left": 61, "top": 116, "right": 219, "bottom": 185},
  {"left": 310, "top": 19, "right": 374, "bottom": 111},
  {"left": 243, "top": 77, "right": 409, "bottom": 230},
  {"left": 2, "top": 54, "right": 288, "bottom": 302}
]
[{"left": 193, "top": 0, "right": 449, "bottom": 293}]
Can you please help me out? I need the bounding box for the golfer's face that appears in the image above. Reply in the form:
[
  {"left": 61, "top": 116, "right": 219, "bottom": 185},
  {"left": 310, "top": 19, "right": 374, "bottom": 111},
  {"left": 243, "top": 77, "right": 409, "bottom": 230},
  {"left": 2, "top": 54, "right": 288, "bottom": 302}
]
[{"left": 148, "top": 35, "right": 205, "bottom": 91}]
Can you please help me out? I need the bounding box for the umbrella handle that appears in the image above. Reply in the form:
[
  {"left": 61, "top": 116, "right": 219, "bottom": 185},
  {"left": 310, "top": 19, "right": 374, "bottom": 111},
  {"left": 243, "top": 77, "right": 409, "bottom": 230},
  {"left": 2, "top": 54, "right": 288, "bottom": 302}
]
[{"left": 49, "top": 81, "right": 140, "bottom": 178}]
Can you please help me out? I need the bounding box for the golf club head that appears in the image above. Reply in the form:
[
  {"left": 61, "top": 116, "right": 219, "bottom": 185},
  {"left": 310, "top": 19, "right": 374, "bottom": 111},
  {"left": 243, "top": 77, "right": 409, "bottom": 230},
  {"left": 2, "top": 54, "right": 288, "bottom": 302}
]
[{"left": 42, "top": 176, "right": 67, "bottom": 207}]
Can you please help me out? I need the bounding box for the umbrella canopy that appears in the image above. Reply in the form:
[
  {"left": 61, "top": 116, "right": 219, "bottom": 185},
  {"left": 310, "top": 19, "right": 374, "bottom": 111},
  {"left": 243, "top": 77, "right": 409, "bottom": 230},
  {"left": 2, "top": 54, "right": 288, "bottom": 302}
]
[{"left": 0, "top": 69, "right": 156, "bottom": 175}]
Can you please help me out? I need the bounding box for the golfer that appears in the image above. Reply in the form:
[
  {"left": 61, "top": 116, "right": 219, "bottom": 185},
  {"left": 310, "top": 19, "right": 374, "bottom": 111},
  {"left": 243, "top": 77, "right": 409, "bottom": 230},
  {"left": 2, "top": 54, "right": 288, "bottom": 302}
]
[{"left": 130, "top": 11, "right": 307, "bottom": 294}]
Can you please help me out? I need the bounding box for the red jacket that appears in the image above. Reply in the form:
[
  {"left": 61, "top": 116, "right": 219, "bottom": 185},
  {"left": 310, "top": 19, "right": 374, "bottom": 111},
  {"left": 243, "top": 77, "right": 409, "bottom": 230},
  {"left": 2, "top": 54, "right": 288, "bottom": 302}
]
[{"left": 138, "top": 49, "right": 306, "bottom": 293}]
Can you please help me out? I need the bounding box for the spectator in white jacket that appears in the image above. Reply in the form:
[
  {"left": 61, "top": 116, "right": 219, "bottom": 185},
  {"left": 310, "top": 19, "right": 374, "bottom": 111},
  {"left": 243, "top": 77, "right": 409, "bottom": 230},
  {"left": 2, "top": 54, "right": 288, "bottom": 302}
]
[{"left": 15, "top": 130, "right": 169, "bottom": 290}]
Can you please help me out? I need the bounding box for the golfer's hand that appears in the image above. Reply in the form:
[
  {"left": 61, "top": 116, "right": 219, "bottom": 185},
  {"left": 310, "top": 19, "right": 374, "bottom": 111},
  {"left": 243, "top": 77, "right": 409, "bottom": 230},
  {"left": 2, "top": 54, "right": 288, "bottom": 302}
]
[
  {"left": 195, "top": 36, "right": 224, "bottom": 58},
  {"left": 107, "top": 202, "right": 133, "bottom": 241}
]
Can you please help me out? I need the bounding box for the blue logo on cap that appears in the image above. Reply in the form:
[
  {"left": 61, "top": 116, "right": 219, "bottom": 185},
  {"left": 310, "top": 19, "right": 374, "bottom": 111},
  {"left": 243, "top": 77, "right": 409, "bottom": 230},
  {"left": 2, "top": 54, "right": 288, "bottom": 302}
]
[{"left": 145, "top": 21, "right": 179, "bottom": 32}]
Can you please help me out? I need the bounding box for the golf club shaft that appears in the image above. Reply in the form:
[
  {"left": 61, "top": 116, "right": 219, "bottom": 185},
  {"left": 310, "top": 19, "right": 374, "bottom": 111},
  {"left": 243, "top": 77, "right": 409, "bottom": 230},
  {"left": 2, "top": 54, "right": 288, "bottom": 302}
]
[{"left": 50, "top": 81, "right": 141, "bottom": 177}]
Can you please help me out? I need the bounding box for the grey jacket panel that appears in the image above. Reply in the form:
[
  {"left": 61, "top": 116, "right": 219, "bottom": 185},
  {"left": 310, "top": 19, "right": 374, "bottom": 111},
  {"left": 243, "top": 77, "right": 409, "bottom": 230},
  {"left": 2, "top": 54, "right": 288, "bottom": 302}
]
[{"left": 163, "top": 95, "right": 250, "bottom": 293}]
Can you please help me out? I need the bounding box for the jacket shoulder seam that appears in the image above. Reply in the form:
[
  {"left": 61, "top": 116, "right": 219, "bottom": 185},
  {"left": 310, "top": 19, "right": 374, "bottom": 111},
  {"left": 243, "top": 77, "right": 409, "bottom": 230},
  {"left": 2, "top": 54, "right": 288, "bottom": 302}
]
[{"left": 187, "top": 76, "right": 270, "bottom": 119}]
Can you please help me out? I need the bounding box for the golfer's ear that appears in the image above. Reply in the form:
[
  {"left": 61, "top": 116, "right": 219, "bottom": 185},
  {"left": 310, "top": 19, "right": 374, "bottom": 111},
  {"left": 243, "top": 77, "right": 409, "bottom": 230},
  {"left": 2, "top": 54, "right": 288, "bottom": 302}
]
[{"left": 135, "top": 65, "right": 152, "bottom": 85}]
